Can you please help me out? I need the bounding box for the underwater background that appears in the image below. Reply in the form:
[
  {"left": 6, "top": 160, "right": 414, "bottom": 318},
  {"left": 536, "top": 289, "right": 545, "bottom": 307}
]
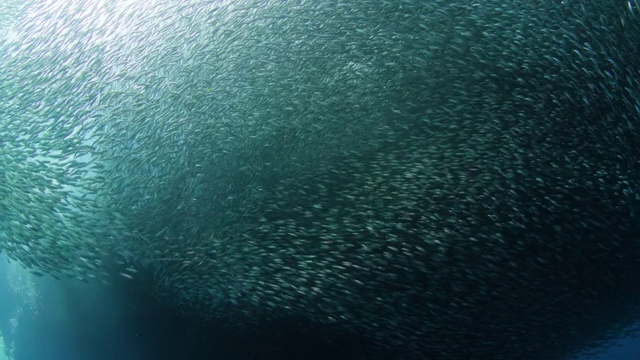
[
  {"left": 0, "top": 252, "right": 639, "bottom": 359},
  {"left": 0, "top": 253, "right": 638, "bottom": 360},
  {"left": 1, "top": 0, "right": 640, "bottom": 359}
]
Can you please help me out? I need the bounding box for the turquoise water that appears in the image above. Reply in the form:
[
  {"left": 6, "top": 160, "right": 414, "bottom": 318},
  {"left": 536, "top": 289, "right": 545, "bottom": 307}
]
[
  {"left": 1, "top": 0, "right": 639, "bottom": 359},
  {"left": 0, "top": 251, "right": 639, "bottom": 359}
]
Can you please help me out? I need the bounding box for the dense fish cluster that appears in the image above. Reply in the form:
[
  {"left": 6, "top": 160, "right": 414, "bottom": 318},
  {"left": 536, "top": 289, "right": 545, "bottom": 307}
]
[{"left": 1, "top": 0, "right": 640, "bottom": 358}]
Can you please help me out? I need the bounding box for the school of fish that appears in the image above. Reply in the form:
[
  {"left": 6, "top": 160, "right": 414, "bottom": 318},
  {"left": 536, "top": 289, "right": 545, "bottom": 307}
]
[{"left": 1, "top": 0, "right": 639, "bottom": 359}]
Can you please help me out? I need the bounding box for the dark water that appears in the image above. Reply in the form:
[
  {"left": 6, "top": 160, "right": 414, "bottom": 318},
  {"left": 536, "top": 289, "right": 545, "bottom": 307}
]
[
  {"left": 0, "top": 252, "right": 382, "bottom": 360},
  {"left": 0, "top": 252, "right": 638, "bottom": 360}
]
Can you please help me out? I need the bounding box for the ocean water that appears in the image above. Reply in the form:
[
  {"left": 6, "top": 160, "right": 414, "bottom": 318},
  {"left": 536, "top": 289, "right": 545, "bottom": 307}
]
[
  {"left": 0, "top": 251, "right": 638, "bottom": 360},
  {"left": 0, "top": 251, "right": 639, "bottom": 360},
  {"left": 0, "top": 252, "right": 371, "bottom": 360},
  {"left": 584, "top": 337, "right": 640, "bottom": 360},
  {"left": 1, "top": 0, "right": 640, "bottom": 359}
]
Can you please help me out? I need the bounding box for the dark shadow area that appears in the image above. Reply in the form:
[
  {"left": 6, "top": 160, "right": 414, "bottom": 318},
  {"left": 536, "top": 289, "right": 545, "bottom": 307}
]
[{"left": 1, "top": 253, "right": 386, "bottom": 360}]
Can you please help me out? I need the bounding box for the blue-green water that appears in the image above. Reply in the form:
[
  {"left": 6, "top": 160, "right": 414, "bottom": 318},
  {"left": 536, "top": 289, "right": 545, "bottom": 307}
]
[
  {"left": 1, "top": 251, "right": 639, "bottom": 360},
  {"left": 1, "top": 0, "right": 639, "bottom": 359},
  {"left": 0, "top": 251, "right": 638, "bottom": 360}
]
